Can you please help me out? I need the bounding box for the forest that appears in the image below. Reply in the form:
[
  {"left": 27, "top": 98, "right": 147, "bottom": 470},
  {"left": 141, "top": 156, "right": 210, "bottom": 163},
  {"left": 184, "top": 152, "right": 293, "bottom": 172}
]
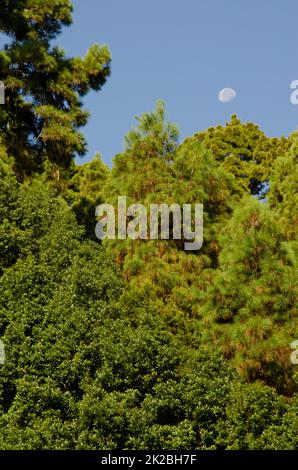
[{"left": 0, "top": 0, "right": 297, "bottom": 450}]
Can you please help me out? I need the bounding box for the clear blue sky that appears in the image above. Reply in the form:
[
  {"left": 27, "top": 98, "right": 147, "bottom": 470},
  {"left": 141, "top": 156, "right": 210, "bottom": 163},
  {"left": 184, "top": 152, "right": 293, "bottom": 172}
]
[{"left": 56, "top": 0, "right": 298, "bottom": 165}]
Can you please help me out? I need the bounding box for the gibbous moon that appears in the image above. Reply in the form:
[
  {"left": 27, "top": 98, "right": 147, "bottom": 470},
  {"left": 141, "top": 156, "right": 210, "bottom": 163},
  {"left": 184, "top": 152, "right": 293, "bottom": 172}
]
[{"left": 218, "top": 88, "right": 236, "bottom": 103}]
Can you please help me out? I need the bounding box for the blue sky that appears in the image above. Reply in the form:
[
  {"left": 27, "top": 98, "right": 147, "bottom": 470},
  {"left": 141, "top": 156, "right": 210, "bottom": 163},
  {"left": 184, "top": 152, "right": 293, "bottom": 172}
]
[{"left": 56, "top": 0, "right": 298, "bottom": 165}]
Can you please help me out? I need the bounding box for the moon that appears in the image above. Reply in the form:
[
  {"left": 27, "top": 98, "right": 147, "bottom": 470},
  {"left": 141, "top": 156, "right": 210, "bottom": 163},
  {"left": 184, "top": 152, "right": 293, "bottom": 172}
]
[{"left": 218, "top": 88, "right": 236, "bottom": 103}]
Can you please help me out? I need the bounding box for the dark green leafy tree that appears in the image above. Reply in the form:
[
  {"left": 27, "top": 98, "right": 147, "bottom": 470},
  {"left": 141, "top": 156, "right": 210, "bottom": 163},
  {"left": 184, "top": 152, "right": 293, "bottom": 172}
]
[
  {"left": 215, "top": 383, "right": 288, "bottom": 449},
  {"left": 255, "top": 395, "right": 298, "bottom": 449},
  {"left": 65, "top": 153, "right": 110, "bottom": 239}
]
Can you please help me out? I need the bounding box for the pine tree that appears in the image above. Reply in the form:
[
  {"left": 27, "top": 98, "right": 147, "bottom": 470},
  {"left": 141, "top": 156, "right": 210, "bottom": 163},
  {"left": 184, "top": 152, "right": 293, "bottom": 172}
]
[
  {"left": 187, "top": 114, "right": 289, "bottom": 196},
  {"left": 268, "top": 131, "right": 298, "bottom": 240},
  {"left": 100, "top": 102, "right": 242, "bottom": 343},
  {"left": 201, "top": 198, "right": 298, "bottom": 393},
  {"left": 0, "top": 0, "right": 111, "bottom": 175}
]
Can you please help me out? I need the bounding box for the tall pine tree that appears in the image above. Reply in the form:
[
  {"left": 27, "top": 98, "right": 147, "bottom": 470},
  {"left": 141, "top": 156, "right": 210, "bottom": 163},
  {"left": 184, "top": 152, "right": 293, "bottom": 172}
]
[{"left": 0, "top": 0, "right": 111, "bottom": 175}]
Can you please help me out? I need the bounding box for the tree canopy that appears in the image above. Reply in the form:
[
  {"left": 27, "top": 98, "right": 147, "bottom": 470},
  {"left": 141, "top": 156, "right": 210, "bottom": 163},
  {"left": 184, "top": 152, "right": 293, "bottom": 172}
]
[
  {"left": 0, "top": 0, "right": 297, "bottom": 451},
  {"left": 0, "top": 0, "right": 110, "bottom": 175}
]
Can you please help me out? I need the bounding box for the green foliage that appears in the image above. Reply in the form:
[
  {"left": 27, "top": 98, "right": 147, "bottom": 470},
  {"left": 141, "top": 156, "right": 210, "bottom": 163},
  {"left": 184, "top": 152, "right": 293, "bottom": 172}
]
[
  {"left": 200, "top": 198, "right": 298, "bottom": 393},
  {"left": 0, "top": 0, "right": 73, "bottom": 41},
  {"left": 0, "top": 3, "right": 297, "bottom": 450},
  {"left": 187, "top": 114, "right": 289, "bottom": 196},
  {"left": 65, "top": 153, "right": 109, "bottom": 239},
  {"left": 102, "top": 102, "right": 241, "bottom": 291},
  {"left": 216, "top": 383, "right": 288, "bottom": 449},
  {"left": 0, "top": 0, "right": 111, "bottom": 174},
  {"left": 0, "top": 168, "right": 232, "bottom": 449},
  {"left": 268, "top": 133, "right": 298, "bottom": 240},
  {"left": 256, "top": 395, "right": 298, "bottom": 449},
  {"left": 1, "top": 165, "right": 297, "bottom": 450},
  {"left": 98, "top": 103, "right": 297, "bottom": 396}
]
